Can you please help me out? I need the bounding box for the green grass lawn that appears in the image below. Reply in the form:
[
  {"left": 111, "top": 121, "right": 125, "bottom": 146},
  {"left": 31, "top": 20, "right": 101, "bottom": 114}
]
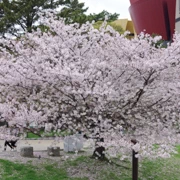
[
  {"left": 138, "top": 145, "right": 180, "bottom": 180},
  {"left": 64, "top": 148, "right": 180, "bottom": 180},
  {"left": 26, "top": 130, "right": 72, "bottom": 139},
  {"left": 0, "top": 146, "right": 180, "bottom": 180},
  {"left": 0, "top": 159, "right": 87, "bottom": 180}
]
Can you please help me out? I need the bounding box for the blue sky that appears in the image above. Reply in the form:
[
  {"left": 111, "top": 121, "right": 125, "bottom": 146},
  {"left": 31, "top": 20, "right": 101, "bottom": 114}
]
[{"left": 79, "top": 0, "right": 131, "bottom": 19}]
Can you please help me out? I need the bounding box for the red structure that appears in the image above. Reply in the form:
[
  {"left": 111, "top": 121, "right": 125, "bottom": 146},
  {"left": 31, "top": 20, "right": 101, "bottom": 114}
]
[{"left": 129, "top": 0, "right": 176, "bottom": 40}]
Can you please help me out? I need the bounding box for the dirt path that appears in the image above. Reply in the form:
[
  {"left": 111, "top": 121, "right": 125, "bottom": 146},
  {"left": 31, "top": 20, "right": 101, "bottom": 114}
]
[{"left": 0, "top": 139, "right": 94, "bottom": 164}]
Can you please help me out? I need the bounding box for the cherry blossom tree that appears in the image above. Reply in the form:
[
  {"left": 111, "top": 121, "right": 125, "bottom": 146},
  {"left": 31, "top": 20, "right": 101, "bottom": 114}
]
[{"left": 0, "top": 11, "right": 180, "bottom": 157}]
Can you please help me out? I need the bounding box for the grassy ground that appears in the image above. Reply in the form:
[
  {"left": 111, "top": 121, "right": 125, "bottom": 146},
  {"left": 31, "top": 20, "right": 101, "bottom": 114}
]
[
  {"left": 26, "top": 130, "right": 72, "bottom": 139},
  {"left": 138, "top": 145, "right": 180, "bottom": 180},
  {"left": 0, "top": 159, "right": 87, "bottom": 180},
  {"left": 64, "top": 149, "right": 180, "bottom": 180},
  {"left": 0, "top": 146, "right": 180, "bottom": 180}
]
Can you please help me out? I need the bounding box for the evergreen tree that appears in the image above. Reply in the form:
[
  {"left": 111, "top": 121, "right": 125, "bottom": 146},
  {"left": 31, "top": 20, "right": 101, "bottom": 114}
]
[
  {"left": 13, "top": 0, "right": 45, "bottom": 33},
  {"left": 0, "top": 0, "right": 119, "bottom": 37},
  {"left": 88, "top": 10, "right": 119, "bottom": 22},
  {"left": 58, "top": 0, "right": 88, "bottom": 24},
  {"left": 0, "top": 0, "right": 16, "bottom": 37},
  {"left": 0, "top": 0, "right": 47, "bottom": 37},
  {"left": 43, "top": 0, "right": 67, "bottom": 9},
  {"left": 0, "top": 0, "right": 88, "bottom": 36}
]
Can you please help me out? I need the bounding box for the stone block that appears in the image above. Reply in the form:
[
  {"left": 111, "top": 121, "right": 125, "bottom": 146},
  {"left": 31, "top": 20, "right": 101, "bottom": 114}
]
[
  {"left": 64, "top": 134, "right": 83, "bottom": 152},
  {"left": 47, "top": 146, "right": 60, "bottom": 156},
  {"left": 20, "top": 146, "right": 33, "bottom": 157}
]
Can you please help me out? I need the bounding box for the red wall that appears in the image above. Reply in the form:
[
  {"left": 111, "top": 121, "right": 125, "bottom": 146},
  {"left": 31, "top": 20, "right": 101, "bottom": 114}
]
[
  {"left": 166, "top": 0, "right": 176, "bottom": 39},
  {"left": 129, "top": 0, "right": 176, "bottom": 40}
]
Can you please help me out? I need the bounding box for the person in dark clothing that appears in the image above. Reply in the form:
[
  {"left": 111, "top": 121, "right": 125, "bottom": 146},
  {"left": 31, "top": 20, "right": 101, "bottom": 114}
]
[{"left": 4, "top": 140, "right": 17, "bottom": 151}]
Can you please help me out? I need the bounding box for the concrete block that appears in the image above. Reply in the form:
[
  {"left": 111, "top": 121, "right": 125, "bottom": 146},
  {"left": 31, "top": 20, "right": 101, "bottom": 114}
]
[
  {"left": 20, "top": 146, "right": 33, "bottom": 157},
  {"left": 47, "top": 146, "right": 60, "bottom": 156},
  {"left": 64, "top": 134, "right": 83, "bottom": 152}
]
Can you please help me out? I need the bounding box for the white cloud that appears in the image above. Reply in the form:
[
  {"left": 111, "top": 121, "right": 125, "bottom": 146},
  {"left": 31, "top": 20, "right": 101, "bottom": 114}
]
[{"left": 79, "top": 0, "right": 131, "bottom": 19}]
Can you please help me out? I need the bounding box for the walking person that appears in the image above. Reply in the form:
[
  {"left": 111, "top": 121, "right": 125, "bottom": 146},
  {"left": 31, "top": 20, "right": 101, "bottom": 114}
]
[
  {"left": 4, "top": 139, "right": 18, "bottom": 151},
  {"left": 4, "top": 124, "right": 19, "bottom": 151}
]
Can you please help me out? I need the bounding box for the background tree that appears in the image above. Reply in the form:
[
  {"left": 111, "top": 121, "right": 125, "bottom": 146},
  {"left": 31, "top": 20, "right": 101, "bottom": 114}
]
[
  {"left": 93, "top": 21, "right": 124, "bottom": 34},
  {"left": 0, "top": 0, "right": 120, "bottom": 37},
  {"left": 0, "top": 0, "right": 69, "bottom": 37},
  {"left": 0, "top": 0, "right": 16, "bottom": 37},
  {"left": 58, "top": 0, "right": 88, "bottom": 24},
  {"left": 43, "top": 0, "right": 67, "bottom": 9},
  {"left": 0, "top": 0, "right": 47, "bottom": 37},
  {"left": 87, "top": 10, "right": 119, "bottom": 22},
  {"left": 0, "top": 0, "right": 89, "bottom": 35}
]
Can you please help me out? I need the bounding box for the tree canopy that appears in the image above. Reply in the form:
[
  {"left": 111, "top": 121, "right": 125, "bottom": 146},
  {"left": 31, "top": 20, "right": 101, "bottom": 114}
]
[{"left": 0, "top": 12, "right": 180, "bottom": 158}]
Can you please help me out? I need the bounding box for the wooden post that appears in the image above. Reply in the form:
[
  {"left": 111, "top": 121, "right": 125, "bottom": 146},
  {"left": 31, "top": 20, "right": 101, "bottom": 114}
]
[{"left": 131, "top": 139, "right": 138, "bottom": 180}]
